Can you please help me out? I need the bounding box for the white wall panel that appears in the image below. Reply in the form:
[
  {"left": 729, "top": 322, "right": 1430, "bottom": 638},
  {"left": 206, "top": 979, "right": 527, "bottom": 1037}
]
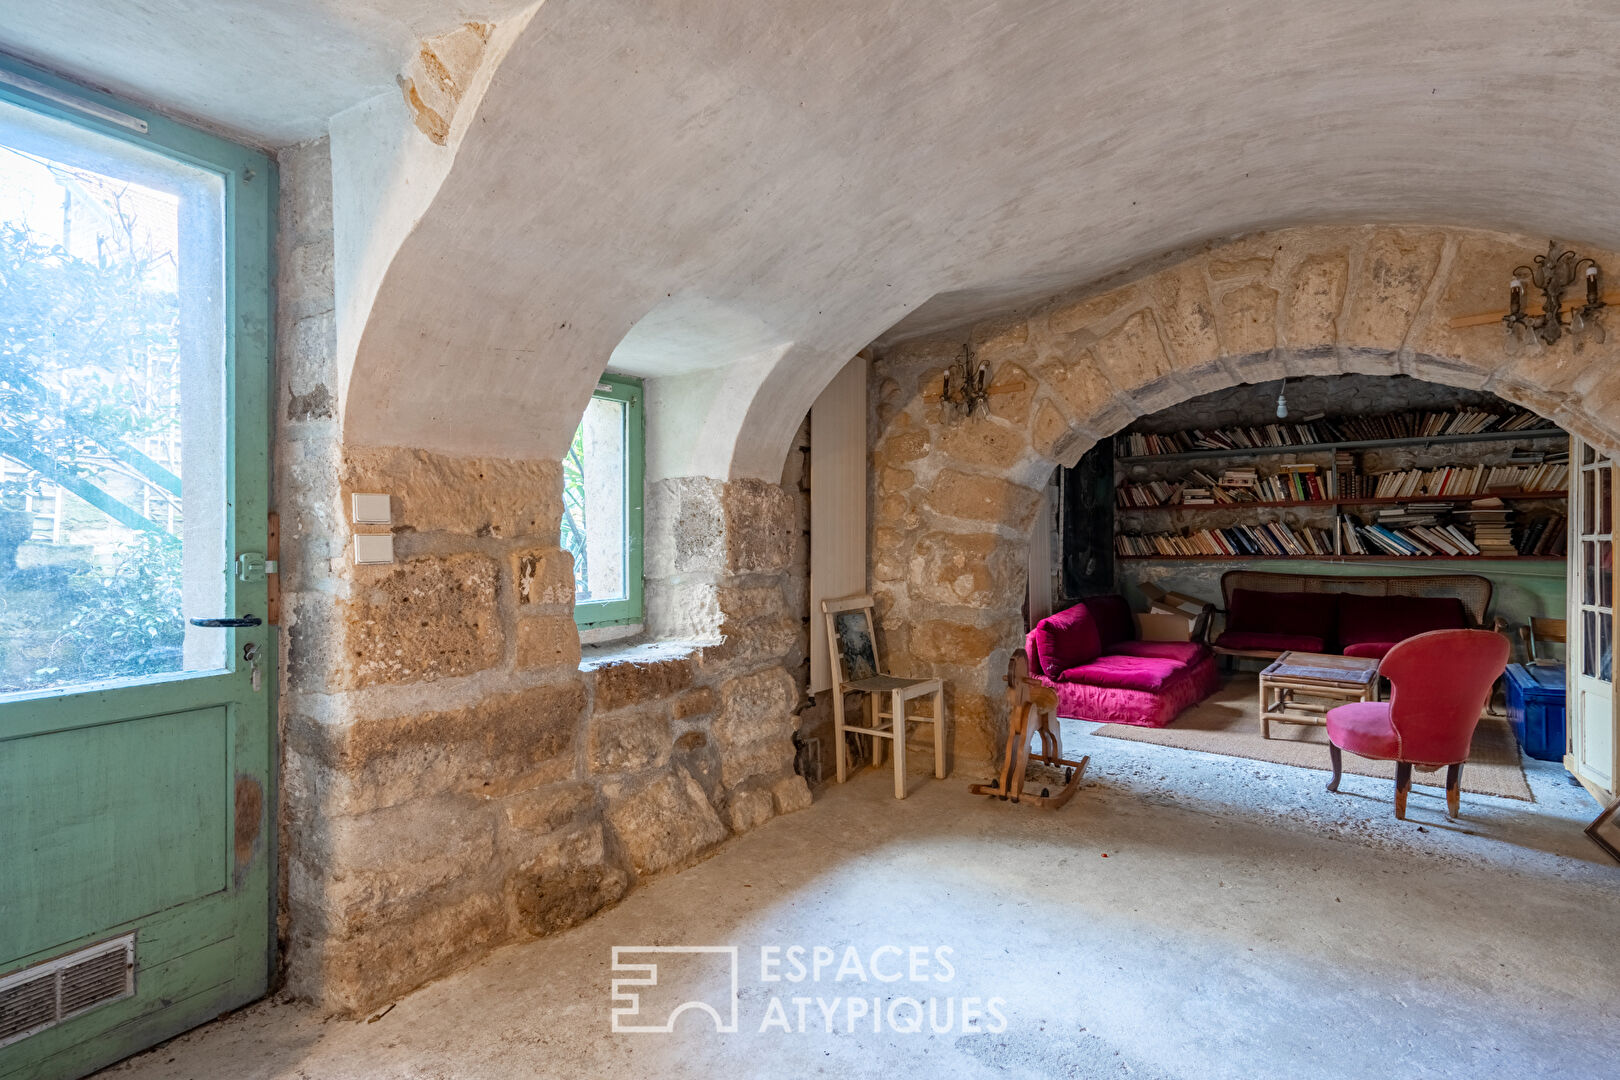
[{"left": 809, "top": 355, "right": 867, "bottom": 693}]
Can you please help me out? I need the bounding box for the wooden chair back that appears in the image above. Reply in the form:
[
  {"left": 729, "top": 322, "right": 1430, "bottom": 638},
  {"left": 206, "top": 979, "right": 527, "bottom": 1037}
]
[
  {"left": 822, "top": 594, "right": 882, "bottom": 694},
  {"left": 1520, "top": 616, "right": 1567, "bottom": 664}
]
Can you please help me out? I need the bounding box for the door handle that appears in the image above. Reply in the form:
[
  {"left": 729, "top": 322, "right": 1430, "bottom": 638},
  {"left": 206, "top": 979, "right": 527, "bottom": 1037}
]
[{"left": 188, "top": 615, "right": 263, "bottom": 628}]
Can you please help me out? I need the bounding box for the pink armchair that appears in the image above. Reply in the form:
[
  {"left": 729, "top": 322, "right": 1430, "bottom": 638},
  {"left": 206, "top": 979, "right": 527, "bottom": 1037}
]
[{"left": 1324, "top": 629, "right": 1510, "bottom": 820}]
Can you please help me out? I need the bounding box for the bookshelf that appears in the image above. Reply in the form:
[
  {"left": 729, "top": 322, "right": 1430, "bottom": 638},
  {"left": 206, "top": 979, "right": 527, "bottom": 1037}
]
[
  {"left": 1113, "top": 412, "right": 1569, "bottom": 563},
  {"left": 1117, "top": 426, "right": 1566, "bottom": 465}
]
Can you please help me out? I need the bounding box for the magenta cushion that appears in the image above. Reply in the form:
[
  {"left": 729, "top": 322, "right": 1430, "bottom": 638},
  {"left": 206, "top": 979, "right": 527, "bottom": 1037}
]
[
  {"left": 1213, "top": 630, "right": 1326, "bottom": 653},
  {"left": 1338, "top": 593, "right": 1467, "bottom": 648},
  {"left": 1109, "top": 640, "right": 1210, "bottom": 665},
  {"left": 1227, "top": 588, "right": 1339, "bottom": 642},
  {"left": 1343, "top": 641, "right": 1396, "bottom": 660},
  {"left": 1325, "top": 701, "right": 1401, "bottom": 760},
  {"left": 1081, "top": 594, "right": 1136, "bottom": 649},
  {"left": 1034, "top": 654, "right": 1222, "bottom": 727},
  {"left": 1032, "top": 603, "right": 1101, "bottom": 676},
  {"left": 1059, "top": 655, "right": 1183, "bottom": 694}
]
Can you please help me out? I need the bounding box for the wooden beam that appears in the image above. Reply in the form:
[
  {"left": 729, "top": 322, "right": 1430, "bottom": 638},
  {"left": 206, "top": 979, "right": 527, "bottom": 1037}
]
[{"left": 1448, "top": 291, "right": 1620, "bottom": 329}]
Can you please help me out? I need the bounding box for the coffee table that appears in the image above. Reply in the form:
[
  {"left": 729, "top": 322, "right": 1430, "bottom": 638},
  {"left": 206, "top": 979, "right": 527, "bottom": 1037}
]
[{"left": 1258, "top": 651, "right": 1380, "bottom": 739}]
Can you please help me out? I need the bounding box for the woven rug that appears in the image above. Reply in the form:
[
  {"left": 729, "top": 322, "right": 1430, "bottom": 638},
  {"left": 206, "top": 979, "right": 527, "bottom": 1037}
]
[{"left": 1090, "top": 675, "right": 1532, "bottom": 801}]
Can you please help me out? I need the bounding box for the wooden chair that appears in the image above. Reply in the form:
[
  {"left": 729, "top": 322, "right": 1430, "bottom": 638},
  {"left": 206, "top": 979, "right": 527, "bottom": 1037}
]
[
  {"left": 822, "top": 595, "right": 946, "bottom": 799},
  {"left": 1519, "top": 617, "right": 1567, "bottom": 666},
  {"left": 969, "top": 650, "right": 1088, "bottom": 808}
]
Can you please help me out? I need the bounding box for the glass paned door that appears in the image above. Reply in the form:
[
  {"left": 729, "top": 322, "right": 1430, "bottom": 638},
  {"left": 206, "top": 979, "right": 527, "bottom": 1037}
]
[
  {"left": 0, "top": 95, "right": 226, "bottom": 694},
  {"left": 0, "top": 58, "right": 274, "bottom": 1080},
  {"left": 1570, "top": 436, "right": 1615, "bottom": 793}
]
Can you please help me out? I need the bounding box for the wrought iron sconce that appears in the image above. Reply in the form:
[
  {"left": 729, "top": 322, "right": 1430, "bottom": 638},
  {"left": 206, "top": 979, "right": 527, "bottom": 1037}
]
[
  {"left": 1504, "top": 242, "right": 1605, "bottom": 354},
  {"left": 941, "top": 344, "right": 991, "bottom": 421}
]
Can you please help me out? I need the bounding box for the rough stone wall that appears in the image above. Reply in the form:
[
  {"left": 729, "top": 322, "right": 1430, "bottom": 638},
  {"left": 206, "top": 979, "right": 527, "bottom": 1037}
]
[
  {"left": 871, "top": 224, "right": 1620, "bottom": 768},
  {"left": 279, "top": 452, "right": 809, "bottom": 1015},
  {"left": 273, "top": 143, "right": 809, "bottom": 1016}
]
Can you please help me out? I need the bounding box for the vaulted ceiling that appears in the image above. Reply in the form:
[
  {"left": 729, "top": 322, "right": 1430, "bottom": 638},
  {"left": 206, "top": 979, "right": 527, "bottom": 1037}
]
[{"left": 9, "top": 1, "right": 1620, "bottom": 478}]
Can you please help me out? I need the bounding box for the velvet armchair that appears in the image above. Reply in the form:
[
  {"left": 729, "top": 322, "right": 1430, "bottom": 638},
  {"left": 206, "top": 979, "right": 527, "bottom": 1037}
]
[{"left": 1324, "top": 628, "right": 1510, "bottom": 819}]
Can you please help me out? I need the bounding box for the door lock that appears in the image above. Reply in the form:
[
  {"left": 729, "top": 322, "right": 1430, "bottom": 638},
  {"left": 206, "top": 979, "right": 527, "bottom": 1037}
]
[{"left": 237, "top": 552, "right": 276, "bottom": 582}]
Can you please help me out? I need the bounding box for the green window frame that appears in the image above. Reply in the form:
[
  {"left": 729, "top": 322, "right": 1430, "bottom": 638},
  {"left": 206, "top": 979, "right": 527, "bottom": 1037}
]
[{"left": 565, "top": 374, "right": 644, "bottom": 629}]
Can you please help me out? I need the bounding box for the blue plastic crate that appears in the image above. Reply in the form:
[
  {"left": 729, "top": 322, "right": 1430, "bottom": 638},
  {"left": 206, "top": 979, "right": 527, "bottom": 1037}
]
[{"left": 1504, "top": 663, "right": 1567, "bottom": 762}]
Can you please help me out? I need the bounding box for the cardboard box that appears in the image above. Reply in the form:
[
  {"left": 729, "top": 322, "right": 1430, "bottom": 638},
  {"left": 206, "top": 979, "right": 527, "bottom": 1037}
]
[{"left": 1136, "top": 611, "right": 1192, "bottom": 642}]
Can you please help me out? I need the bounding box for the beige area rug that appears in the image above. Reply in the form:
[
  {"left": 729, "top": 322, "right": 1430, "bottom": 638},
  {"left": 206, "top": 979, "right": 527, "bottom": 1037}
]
[{"left": 1091, "top": 675, "right": 1532, "bottom": 801}]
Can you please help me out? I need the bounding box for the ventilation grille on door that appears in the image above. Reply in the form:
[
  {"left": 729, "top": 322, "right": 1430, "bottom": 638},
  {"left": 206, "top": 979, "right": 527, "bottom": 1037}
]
[{"left": 0, "top": 934, "right": 135, "bottom": 1048}]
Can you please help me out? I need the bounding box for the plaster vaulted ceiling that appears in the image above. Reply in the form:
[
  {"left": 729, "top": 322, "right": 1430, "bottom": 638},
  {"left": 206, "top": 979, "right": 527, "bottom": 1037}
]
[{"left": 345, "top": 0, "right": 1620, "bottom": 480}]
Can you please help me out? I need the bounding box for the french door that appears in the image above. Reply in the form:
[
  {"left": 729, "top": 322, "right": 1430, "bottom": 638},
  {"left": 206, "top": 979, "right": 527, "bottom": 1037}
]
[
  {"left": 1568, "top": 437, "right": 1617, "bottom": 797},
  {"left": 0, "top": 60, "right": 275, "bottom": 1079}
]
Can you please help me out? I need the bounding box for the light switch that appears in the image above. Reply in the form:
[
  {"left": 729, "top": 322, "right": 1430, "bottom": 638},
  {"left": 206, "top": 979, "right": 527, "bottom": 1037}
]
[
  {"left": 353, "top": 533, "right": 394, "bottom": 564},
  {"left": 351, "top": 493, "right": 392, "bottom": 524}
]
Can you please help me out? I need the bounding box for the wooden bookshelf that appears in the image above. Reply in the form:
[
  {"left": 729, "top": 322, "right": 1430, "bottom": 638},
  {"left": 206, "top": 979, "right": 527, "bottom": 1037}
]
[
  {"left": 1117, "top": 555, "right": 1567, "bottom": 563},
  {"left": 1113, "top": 412, "right": 1570, "bottom": 561},
  {"left": 1118, "top": 491, "right": 1567, "bottom": 513},
  {"left": 1117, "top": 427, "right": 1567, "bottom": 464}
]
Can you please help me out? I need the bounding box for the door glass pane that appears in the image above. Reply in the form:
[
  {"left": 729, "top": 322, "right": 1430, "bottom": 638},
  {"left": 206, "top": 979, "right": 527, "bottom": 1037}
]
[
  {"left": 1585, "top": 610, "right": 1599, "bottom": 678},
  {"left": 563, "top": 395, "right": 627, "bottom": 604},
  {"left": 1602, "top": 613, "right": 1613, "bottom": 683},
  {"left": 1603, "top": 467, "right": 1614, "bottom": 536},
  {"left": 1583, "top": 468, "right": 1597, "bottom": 535},
  {"left": 0, "top": 98, "right": 224, "bottom": 696},
  {"left": 1602, "top": 540, "right": 1614, "bottom": 611},
  {"left": 1584, "top": 541, "right": 1596, "bottom": 605}
]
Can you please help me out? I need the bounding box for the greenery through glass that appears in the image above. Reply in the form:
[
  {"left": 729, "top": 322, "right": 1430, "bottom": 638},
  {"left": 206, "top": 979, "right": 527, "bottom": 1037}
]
[
  {"left": 561, "top": 419, "right": 588, "bottom": 599},
  {"left": 0, "top": 151, "right": 188, "bottom": 693}
]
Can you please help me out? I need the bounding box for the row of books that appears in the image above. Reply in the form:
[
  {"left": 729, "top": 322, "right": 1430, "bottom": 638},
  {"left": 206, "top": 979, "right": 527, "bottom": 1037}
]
[
  {"left": 1117, "top": 406, "right": 1556, "bottom": 457},
  {"left": 1340, "top": 518, "right": 1486, "bottom": 557},
  {"left": 1336, "top": 408, "right": 1550, "bottom": 440},
  {"left": 1117, "top": 508, "right": 1567, "bottom": 558},
  {"left": 1518, "top": 514, "right": 1568, "bottom": 556},
  {"left": 1115, "top": 463, "right": 1565, "bottom": 508},
  {"left": 1352, "top": 463, "right": 1569, "bottom": 499},
  {"left": 1115, "top": 522, "right": 1338, "bottom": 558}
]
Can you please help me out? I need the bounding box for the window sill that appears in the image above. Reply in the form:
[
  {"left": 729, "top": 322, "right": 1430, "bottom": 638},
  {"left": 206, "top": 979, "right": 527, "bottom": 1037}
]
[{"left": 579, "top": 637, "right": 709, "bottom": 670}]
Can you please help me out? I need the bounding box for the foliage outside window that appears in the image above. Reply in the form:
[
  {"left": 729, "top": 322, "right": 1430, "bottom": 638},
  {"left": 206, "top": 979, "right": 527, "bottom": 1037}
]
[
  {"left": 561, "top": 374, "right": 643, "bottom": 628},
  {"left": 0, "top": 155, "right": 191, "bottom": 692}
]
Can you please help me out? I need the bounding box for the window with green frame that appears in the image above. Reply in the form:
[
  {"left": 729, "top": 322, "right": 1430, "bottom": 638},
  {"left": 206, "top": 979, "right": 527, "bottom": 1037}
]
[{"left": 562, "top": 374, "right": 644, "bottom": 628}]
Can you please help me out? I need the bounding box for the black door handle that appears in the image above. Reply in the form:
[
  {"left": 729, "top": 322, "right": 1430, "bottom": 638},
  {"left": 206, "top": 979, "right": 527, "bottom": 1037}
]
[{"left": 189, "top": 615, "right": 263, "bottom": 628}]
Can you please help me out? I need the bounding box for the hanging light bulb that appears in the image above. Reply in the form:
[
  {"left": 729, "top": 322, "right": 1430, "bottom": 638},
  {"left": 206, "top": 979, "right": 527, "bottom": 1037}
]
[{"left": 1275, "top": 378, "right": 1288, "bottom": 420}]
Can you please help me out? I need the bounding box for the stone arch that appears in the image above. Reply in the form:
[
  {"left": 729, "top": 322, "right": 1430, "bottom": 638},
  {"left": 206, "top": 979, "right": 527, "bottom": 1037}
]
[{"left": 871, "top": 224, "right": 1620, "bottom": 765}]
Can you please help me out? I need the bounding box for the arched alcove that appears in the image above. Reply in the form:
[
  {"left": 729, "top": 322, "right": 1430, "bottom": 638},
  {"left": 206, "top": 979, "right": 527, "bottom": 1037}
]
[{"left": 869, "top": 225, "right": 1620, "bottom": 764}]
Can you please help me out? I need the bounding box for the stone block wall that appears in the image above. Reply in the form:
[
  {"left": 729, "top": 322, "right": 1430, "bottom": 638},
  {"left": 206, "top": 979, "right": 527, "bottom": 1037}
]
[
  {"left": 870, "top": 224, "right": 1620, "bottom": 770},
  {"left": 273, "top": 140, "right": 809, "bottom": 1016}
]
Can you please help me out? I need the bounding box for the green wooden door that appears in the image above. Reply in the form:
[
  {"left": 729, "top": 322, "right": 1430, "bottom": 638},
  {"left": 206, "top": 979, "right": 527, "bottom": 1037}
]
[{"left": 0, "top": 57, "right": 276, "bottom": 1080}]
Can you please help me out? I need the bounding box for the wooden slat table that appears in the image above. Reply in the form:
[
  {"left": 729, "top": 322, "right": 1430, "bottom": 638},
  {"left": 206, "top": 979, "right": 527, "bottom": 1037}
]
[{"left": 1258, "top": 651, "right": 1380, "bottom": 739}]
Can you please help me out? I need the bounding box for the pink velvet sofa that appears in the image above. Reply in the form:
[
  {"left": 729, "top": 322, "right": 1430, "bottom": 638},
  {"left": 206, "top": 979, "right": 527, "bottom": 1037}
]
[{"left": 1026, "top": 594, "right": 1221, "bottom": 728}]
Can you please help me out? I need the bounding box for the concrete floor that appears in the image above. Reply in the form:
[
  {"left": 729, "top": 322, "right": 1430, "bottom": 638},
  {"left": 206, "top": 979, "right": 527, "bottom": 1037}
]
[{"left": 101, "top": 723, "right": 1620, "bottom": 1080}]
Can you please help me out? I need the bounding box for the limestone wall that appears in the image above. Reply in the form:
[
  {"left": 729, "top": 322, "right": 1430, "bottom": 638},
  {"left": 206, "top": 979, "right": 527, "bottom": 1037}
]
[
  {"left": 870, "top": 225, "right": 1620, "bottom": 768},
  {"left": 273, "top": 140, "right": 809, "bottom": 1015}
]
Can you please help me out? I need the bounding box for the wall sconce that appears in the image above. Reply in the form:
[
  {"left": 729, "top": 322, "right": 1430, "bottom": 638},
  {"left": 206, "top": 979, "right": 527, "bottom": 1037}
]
[
  {"left": 941, "top": 344, "right": 991, "bottom": 421},
  {"left": 1504, "top": 242, "right": 1605, "bottom": 354}
]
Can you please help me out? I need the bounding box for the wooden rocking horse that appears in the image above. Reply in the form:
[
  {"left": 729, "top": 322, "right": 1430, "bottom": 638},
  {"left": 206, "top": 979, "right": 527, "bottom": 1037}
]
[{"left": 969, "top": 649, "right": 1088, "bottom": 808}]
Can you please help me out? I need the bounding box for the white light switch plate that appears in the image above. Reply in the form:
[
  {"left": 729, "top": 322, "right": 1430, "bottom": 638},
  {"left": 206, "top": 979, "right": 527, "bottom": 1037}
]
[
  {"left": 351, "top": 493, "right": 392, "bottom": 524},
  {"left": 353, "top": 533, "right": 395, "bottom": 564}
]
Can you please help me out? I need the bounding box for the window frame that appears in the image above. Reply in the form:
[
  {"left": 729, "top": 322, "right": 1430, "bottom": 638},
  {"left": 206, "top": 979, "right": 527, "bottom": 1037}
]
[{"left": 570, "top": 373, "right": 645, "bottom": 630}]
